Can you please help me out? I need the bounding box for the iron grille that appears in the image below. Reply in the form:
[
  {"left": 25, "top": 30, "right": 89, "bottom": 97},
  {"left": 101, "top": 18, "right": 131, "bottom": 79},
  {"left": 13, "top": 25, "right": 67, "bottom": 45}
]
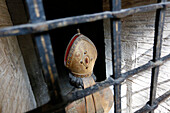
[{"left": 0, "top": 0, "right": 170, "bottom": 113}]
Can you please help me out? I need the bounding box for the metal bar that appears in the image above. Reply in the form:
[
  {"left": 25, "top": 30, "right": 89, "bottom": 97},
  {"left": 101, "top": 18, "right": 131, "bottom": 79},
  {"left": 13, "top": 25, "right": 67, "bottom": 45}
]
[
  {"left": 149, "top": 0, "right": 166, "bottom": 113},
  {"left": 111, "top": 0, "right": 122, "bottom": 112},
  {"left": 29, "top": 89, "right": 170, "bottom": 113},
  {"left": 66, "top": 54, "right": 170, "bottom": 103},
  {"left": 0, "top": 2, "right": 170, "bottom": 37},
  {"left": 25, "top": 0, "right": 63, "bottom": 104},
  {"left": 135, "top": 90, "right": 170, "bottom": 113}
]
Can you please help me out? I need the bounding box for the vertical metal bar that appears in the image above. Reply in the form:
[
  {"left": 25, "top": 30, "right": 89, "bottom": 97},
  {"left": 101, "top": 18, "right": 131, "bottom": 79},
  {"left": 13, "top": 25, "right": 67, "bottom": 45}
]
[
  {"left": 111, "top": 0, "right": 122, "bottom": 113},
  {"left": 149, "top": 0, "right": 166, "bottom": 113},
  {"left": 25, "top": 0, "right": 63, "bottom": 103}
]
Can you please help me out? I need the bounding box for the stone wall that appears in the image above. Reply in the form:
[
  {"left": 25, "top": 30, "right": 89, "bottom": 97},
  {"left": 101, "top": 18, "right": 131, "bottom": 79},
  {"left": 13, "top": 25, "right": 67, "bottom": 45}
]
[
  {"left": 103, "top": 0, "right": 170, "bottom": 112},
  {"left": 0, "top": 0, "right": 36, "bottom": 112}
]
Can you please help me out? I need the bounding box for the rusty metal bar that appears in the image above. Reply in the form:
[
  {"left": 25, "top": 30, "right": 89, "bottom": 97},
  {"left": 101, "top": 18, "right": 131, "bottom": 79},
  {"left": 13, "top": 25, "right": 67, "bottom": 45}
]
[
  {"left": 149, "top": 0, "right": 167, "bottom": 113},
  {"left": 135, "top": 90, "right": 170, "bottom": 113},
  {"left": 0, "top": 2, "right": 170, "bottom": 37},
  {"left": 25, "top": 0, "right": 64, "bottom": 105},
  {"left": 66, "top": 54, "right": 170, "bottom": 103},
  {"left": 33, "top": 54, "right": 169, "bottom": 112},
  {"left": 111, "top": 0, "right": 122, "bottom": 112},
  {"left": 1, "top": 1, "right": 169, "bottom": 113},
  {"left": 28, "top": 88, "right": 170, "bottom": 113}
]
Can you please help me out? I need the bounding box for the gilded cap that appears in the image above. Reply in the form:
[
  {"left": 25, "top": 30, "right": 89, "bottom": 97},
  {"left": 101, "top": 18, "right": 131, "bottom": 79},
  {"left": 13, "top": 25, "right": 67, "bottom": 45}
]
[{"left": 64, "top": 33, "right": 97, "bottom": 77}]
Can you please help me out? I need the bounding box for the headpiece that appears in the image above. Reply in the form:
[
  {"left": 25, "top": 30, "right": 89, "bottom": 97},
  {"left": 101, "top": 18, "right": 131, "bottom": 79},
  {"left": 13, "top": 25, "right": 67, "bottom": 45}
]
[{"left": 64, "top": 32, "right": 97, "bottom": 78}]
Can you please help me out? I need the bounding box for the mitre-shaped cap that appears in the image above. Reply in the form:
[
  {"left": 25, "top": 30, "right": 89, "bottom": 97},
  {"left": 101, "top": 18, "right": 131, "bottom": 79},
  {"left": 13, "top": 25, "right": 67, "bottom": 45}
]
[{"left": 64, "top": 33, "right": 97, "bottom": 78}]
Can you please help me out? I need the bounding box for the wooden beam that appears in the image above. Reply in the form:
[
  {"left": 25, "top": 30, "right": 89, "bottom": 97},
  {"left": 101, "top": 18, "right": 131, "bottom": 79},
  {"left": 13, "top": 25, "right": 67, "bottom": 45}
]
[
  {"left": 6, "top": 0, "right": 50, "bottom": 107},
  {"left": 0, "top": 0, "right": 36, "bottom": 112}
]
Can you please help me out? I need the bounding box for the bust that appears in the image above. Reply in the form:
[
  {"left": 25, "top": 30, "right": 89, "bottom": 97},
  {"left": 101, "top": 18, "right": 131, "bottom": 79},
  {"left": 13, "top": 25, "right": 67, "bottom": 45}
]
[{"left": 64, "top": 32, "right": 113, "bottom": 113}]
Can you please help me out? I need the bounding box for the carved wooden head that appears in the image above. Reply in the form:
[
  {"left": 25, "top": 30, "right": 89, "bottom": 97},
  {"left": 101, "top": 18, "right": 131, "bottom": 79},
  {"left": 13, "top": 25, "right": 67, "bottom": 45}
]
[{"left": 64, "top": 33, "right": 97, "bottom": 77}]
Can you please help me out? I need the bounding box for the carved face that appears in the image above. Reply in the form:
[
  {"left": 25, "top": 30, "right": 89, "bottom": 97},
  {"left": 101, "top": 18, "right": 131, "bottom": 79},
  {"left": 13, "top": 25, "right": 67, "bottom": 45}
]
[{"left": 64, "top": 34, "right": 97, "bottom": 77}]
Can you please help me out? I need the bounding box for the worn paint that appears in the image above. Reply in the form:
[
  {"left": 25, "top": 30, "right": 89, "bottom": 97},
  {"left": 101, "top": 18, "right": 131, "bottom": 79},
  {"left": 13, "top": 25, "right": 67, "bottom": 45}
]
[
  {"left": 65, "top": 54, "right": 170, "bottom": 109},
  {"left": 0, "top": 2, "right": 170, "bottom": 37},
  {"left": 111, "top": 0, "right": 122, "bottom": 113},
  {"left": 33, "top": 0, "right": 40, "bottom": 17},
  {"left": 0, "top": 0, "right": 170, "bottom": 112},
  {"left": 25, "top": 0, "right": 63, "bottom": 104},
  {"left": 149, "top": 1, "right": 167, "bottom": 112},
  {"left": 41, "top": 36, "right": 55, "bottom": 85}
]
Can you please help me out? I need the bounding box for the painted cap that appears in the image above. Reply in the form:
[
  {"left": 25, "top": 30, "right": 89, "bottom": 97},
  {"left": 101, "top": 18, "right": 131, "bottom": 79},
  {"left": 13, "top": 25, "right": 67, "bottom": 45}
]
[{"left": 64, "top": 33, "right": 97, "bottom": 78}]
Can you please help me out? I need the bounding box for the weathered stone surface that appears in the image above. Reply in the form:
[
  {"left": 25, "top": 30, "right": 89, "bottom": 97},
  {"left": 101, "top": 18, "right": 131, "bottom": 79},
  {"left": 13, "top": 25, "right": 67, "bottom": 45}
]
[{"left": 103, "top": 0, "right": 170, "bottom": 113}]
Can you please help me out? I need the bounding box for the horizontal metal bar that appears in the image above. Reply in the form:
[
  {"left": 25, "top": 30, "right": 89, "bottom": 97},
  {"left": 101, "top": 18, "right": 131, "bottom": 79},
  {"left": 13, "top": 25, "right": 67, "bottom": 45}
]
[
  {"left": 66, "top": 54, "right": 170, "bottom": 103},
  {"left": 28, "top": 86, "right": 170, "bottom": 113},
  {"left": 134, "top": 90, "right": 170, "bottom": 113},
  {"left": 113, "top": 2, "right": 169, "bottom": 18},
  {"left": 122, "top": 53, "right": 170, "bottom": 79},
  {"left": 0, "top": 2, "right": 170, "bottom": 37}
]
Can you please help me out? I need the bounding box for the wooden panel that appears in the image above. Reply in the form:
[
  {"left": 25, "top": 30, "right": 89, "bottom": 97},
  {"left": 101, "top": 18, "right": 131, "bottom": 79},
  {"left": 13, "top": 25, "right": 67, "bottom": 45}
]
[
  {"left": 0, "top": 0, "right": 36, "bottom": 112},
  {"left": 6, "top": 0, "right": 50, "bottom": 107}
]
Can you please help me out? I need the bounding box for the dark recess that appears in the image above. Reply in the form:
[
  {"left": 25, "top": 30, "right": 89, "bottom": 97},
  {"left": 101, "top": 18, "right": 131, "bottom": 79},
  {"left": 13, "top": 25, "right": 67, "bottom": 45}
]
[{"left": 43, "top": 0, "right": 106, "bottom": 91}]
